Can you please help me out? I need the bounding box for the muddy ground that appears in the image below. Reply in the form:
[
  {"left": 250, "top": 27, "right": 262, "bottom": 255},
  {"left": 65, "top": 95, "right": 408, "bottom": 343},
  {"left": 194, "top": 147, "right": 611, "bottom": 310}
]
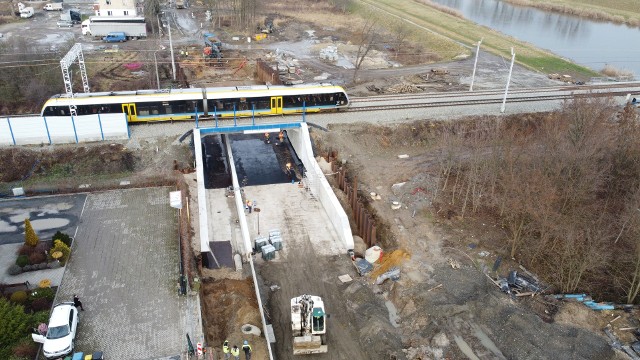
[{"left": 311, "top": 122, "right": 625, "bottom": 359}]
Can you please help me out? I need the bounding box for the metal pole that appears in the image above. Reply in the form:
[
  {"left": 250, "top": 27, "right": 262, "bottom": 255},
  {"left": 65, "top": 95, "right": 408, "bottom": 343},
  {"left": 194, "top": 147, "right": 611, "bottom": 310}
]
[
  {"left": 154, "top": 52, "right": 160, "bottom": 89},
  {"left": 168, "top": 18, "right": 176, "bottom": 81},
  {"left": 501, "top": 47, "right": 515, "bottom": 113},
  {"left": 470, "top": 38, "right": 483, "bottom": 92}
]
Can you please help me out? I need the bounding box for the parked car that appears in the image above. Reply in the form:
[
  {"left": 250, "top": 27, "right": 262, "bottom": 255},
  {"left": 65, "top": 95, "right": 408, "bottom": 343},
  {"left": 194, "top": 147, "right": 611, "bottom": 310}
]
[
  {"left": 102, "top": 32, "right": 126, "bottom": 42},
  {"left": 57, "top": 20, "right": 74, "bottom": 28},
  {"left": 32, "top": 302, "right": 79, "bottom": 359}
]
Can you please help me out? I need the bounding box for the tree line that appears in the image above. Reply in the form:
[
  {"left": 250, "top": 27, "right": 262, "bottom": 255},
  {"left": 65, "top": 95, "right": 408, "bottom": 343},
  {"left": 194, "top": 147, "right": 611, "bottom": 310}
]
[{"left": 435, "top": 98, "right": 640, "bottom": 303}]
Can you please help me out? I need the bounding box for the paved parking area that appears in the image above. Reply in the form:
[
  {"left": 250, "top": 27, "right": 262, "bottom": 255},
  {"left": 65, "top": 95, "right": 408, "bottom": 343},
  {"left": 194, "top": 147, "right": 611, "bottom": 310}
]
[{"left": 56, "top": 188, "right": 185, "bottom": 360}]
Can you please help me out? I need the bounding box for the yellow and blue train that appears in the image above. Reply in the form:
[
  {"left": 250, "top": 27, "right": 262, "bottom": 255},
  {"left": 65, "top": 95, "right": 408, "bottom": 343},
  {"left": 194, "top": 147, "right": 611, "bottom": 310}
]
[{"left": 41, "top": 84, "right": 350, "bottom": 122}]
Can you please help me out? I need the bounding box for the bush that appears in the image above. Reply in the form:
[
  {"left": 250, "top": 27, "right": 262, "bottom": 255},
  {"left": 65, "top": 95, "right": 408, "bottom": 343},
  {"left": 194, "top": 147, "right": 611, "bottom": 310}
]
[
  {"left": 29, "top": 297, "right": 50, "bottom": 312},
  {"left": 17, "top": 244, "right": 37, "bottom": 256},
  {"left": 47, "top": 261, "right": 61, "bottom": 269},
  {"left": 9, "top": 291, "right": 28, "bottom": 304},
  {"left": 52, "top": 231, "right": 72, "bottom": 248},
  {"left": 38, "top": 263, "right": 48, "bottom": 270},
  {"left": 28, "top": 252, "right": 46, "bottom": 265},
  {"left": 22, "top": 265, "right": 32, "bottom": 272},
  {"left": 12, "top": 339, "right": 39, "bottom": 358},
  {"left": 0, "top": 298, "right": 31, "bottom": 360},
  {"left": 49, "top": 240, "right": 70, "bottom": 265},
  {"left": 7, "top": 264, "right": 23, "bottom": 275},
  {"left": 30, "top": 311, "right": 50, "bottom": 328},
  {"left": 30, "top": 287, "right": 55, "bottom": 302},
  {"left": 35, "top": 242, "right": 50, "bottom": 254},
  {"left": 24, "top": 219, "right": 39, "bottom": 247},
  {"left": 15, "top": 255, "right": 29, "bottom": 267}
]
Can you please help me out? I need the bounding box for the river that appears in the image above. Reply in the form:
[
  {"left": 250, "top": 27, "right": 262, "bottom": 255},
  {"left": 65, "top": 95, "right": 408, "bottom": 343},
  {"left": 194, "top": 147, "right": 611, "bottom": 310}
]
[{"left": 429, "top": 0, "right": 640, "bottom": 79}]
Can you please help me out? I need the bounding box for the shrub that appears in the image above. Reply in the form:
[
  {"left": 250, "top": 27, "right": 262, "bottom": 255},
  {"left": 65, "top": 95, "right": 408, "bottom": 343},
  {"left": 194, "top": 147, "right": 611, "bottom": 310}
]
[
  {"left": 22, "top": 265, "right": 32, "bottom": 272},
  {"left": 9, "top": 291, "right": 28, "bottom": 304},
  {"left": 15, "top": 255, "right": 29, "bottom": 267},
  {"left": 17, "top": 244, "right": 37, "bottom": 256},
  {"left": 7, "top": 264, "right": 23, "bottom": 275},
  {"left": 28, "top": 252, "right": 46, "bottom": 265},
  {"left": 52, "top": 231, "right": 72, "bottom": 248},
  {"left": 38, "top": 279, "right": 51, "bottom": 288},
  {"left": 49, "top": 240, "right": 70, "bottom": 265},
  {"left": 0, "top": 298, "right": 30, "bottom": 359},
  {"left": 48, "top": 261, "right": 61, "bottom": 269},
  {"left": 29, "top": 297, "right": 50, "bottom": 312},
  {"left": 24, "top": 219, "right": 39, "bottom": 247},
  {"left": 30, "top": 311, "right": 50, "bottom": 328},
  {"left": 38, "top": 263, "right": 48, "bottom": 270},
  {"left": 35, "top": 241, "right": 50, "bottom": 254},
  {"left": 12, "top": 339, "right": 39, "bottom": 358},
  {"left": 30, "top": 287, "right": 55, "bottom": 302}
]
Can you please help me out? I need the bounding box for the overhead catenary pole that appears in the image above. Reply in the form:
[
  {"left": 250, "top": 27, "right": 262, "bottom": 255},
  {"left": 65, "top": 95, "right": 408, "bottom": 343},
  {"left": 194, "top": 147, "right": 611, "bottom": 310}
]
[
  {"left": 469, "top": 38, "right": 483, "bottom": 92},
  {"left": 168, "top": 17, "right": 176, "bottom": 81},
  {"left": 154, "top": 52, "right": 160, "bottom": 89},
  {"left": 501, "top": 47, "right": 515, "bottom": 113}
]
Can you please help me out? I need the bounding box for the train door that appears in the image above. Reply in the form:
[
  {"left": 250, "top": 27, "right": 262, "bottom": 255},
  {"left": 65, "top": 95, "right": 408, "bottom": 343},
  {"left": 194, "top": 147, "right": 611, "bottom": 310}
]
[
  {"left": 270, "top": 96, "right": 283, "bottom": 114},
  {"left": 122, "top": 103, "right": 137, "bottom": 122}
]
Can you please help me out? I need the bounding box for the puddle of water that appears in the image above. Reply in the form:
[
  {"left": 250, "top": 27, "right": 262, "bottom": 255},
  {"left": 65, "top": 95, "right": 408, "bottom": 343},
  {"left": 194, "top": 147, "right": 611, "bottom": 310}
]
[
  {"left": 27, "top": 218, "right": 70, "bottom": 231},
  {"left": 385, "top": 300, "right": 400, "bottom": 328},
  {"left": 0, "top": 220, "right": 18, "bottom": 232},
  {"left": 472, "top": 324, "right": 506, "bottom": 359},
  {"left": 453, "top": 335, "right": 480, "bottom": 360},
  {"left": 9, "top": 211, "right": 30, "bottom": 223}
]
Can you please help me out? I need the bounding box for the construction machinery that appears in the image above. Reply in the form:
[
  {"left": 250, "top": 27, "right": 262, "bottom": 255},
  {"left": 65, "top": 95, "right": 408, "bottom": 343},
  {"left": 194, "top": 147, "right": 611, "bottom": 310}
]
[
  {"left": 291, "top": 295, "right": 328, "bottom": 355},
  {"left": 203, "top": 32, "right": 223, "bottom": 61}
]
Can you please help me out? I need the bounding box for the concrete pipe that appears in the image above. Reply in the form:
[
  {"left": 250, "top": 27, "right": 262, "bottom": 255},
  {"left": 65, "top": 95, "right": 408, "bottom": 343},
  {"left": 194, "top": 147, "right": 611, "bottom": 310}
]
[{"left": 241, "top": 324, "right": 261, "bottom": 336}]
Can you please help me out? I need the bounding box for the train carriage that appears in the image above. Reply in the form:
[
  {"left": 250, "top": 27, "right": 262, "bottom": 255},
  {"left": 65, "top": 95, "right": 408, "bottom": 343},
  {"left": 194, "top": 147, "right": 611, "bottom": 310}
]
[{"left": 41, "top": 84, "right": 349, "bottom": 122}]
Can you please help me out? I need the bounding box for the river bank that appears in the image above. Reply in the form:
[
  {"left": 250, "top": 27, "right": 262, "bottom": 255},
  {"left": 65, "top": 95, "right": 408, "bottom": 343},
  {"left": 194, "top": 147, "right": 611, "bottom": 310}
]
[
  {"left": 503, "top": 0, "right": 640, "bottom": 28},
  {"left": 361, "top": 0, "right": 599, "bottom": 80}
]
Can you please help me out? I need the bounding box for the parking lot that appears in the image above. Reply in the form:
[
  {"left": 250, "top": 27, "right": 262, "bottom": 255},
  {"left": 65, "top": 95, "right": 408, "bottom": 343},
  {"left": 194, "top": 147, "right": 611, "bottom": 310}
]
[{"left": 55, "top": 187, "right": 185, "bottom": 359}]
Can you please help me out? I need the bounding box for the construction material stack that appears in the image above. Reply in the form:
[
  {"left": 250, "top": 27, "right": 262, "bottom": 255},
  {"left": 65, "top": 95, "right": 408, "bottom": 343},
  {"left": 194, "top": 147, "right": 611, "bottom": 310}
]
[{"left": 291, "top": 295, "right": 328, "bottom": 355}]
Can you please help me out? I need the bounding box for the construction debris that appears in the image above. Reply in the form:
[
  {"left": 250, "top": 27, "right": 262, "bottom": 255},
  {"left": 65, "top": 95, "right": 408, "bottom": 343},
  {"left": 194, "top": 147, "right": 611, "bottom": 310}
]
[{"left": 386, "top": 83, "right": 422, "bottom": 94}]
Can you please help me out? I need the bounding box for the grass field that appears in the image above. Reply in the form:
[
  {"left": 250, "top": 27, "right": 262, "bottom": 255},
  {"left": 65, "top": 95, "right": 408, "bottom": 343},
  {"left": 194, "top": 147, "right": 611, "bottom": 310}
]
[
  {"left": 504, "top": 0, "right": 640, "bottom": 26},
  {"left": 362, "top": 0, "right": 599, "bottom": 78}
]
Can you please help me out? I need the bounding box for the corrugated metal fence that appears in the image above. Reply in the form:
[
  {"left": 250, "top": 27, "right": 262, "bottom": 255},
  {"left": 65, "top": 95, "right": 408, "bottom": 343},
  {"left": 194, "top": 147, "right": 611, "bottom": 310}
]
[{"left": 0, "top": 113, "right": 129, "bottom": 146}]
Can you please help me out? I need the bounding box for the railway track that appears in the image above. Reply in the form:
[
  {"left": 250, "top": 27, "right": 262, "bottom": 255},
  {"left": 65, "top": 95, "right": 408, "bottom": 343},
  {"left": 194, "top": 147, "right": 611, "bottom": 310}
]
[{"left": 346, "top": 82, "right": 640, "bottom": 112}]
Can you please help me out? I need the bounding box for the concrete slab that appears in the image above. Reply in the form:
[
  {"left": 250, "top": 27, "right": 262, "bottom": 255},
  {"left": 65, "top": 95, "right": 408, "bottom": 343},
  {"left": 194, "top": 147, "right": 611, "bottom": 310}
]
[
  {"left": 206, "top": 188, "right": 234, "bottom": 242},
  {"left": 244, "top": 183, "right": 346, "bottom": 258}
]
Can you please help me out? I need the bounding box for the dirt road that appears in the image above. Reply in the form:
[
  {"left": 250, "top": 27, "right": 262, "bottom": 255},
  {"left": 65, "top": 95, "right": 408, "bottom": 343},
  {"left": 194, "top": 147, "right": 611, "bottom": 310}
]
[{"left": 256, "top": 207, "right": 404, "bottom": 360}]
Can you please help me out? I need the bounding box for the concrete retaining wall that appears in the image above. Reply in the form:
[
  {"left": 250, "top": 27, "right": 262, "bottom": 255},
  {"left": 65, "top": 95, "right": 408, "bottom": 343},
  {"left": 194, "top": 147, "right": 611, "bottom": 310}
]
[{"left": 287, "top": 123, "right": 354, "bottom": 250}]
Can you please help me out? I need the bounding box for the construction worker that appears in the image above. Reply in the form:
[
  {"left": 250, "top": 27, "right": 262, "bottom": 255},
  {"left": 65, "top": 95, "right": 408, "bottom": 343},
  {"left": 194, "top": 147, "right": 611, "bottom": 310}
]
[
  {"left": 278, "top": 131, "right": 284, "bottom": 143},
  {"left": 231, "top": 345, "right": 240, "bottom": 360},
  {"left": 242, "top": 340, "right": 252, "bottom": 360},
  {"left": 223, "top": 340, "right": 230, "bottom": 359},
  {"left": 248, "top": 200, "right": 253, "bottom": 213}
]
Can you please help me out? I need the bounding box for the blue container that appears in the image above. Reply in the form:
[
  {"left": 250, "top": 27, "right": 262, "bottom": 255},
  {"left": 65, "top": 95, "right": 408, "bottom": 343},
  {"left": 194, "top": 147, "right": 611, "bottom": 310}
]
[{"left": 72, "top": 353, "right": 84, "bottom": 360}]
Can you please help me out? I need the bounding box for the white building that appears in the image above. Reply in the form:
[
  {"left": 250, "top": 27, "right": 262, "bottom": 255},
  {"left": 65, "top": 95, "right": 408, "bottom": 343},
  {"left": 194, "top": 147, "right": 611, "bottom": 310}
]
[{"left": 93, "top": 0, "right": 142, "bottom": 17}]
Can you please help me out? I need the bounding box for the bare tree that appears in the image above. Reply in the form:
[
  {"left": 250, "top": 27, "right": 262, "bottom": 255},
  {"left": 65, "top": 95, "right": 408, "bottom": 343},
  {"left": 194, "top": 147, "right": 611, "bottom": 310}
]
[{"left": 352, "top": 14, "right": 378, "bottom": 83}]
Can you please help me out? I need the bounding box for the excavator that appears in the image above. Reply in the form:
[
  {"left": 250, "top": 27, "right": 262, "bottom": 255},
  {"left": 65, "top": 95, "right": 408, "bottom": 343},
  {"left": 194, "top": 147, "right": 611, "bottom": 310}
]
[{"left": 291, "top": 294, "right": 328, "bottom": 355}]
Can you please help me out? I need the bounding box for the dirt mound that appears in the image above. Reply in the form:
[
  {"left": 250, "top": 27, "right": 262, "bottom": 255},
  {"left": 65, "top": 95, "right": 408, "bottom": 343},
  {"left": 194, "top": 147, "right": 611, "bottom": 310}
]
[{"left": 0, "top": 144, "right": 135, "bottom": 183}]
